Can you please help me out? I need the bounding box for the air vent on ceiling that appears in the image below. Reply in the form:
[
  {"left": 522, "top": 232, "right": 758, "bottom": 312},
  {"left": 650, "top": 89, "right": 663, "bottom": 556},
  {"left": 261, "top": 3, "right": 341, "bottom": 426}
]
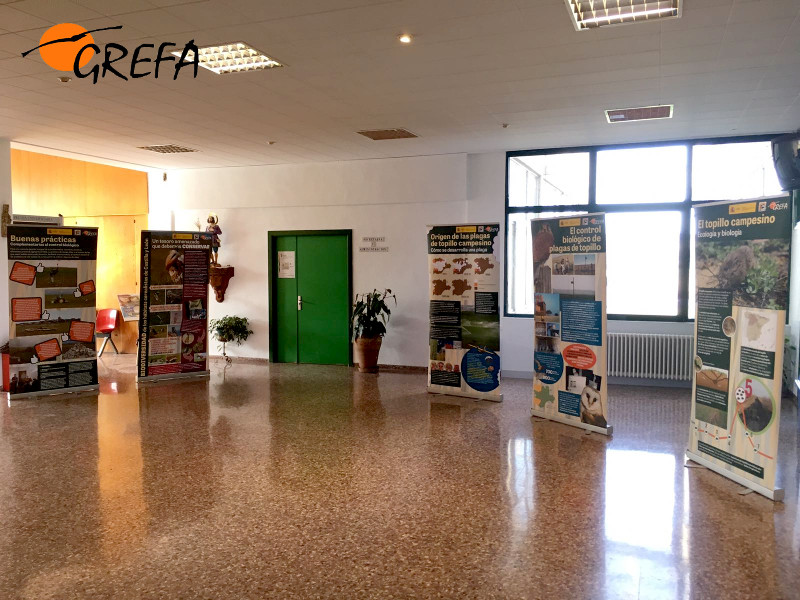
[
  {"left": 605, "top": 105, "right": 673, "bottom": 123},
  {"left": 138, "top": 144, "right": 198, "bottom": 154},
  {"left": 565, "top": 0, "right": 680, "bottom": 30},
  {"left": 357, "top": 128, "right": 418, "bottom": 141}
]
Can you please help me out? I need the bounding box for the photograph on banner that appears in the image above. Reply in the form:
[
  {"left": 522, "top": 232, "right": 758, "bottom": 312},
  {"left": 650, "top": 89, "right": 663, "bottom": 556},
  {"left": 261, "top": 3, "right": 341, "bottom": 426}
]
[
  {"left": 427, "top": 223, "right": 501, "bottom": 398},
  {"left": 688, "top": 196, "right": 791, "bottom": 497},
  {"left": 6, "top": 225, "right": 99, "bottom": 397},
  {"left": 138, "top": 231, "right": 212, "bottom": 380},
  {"left": 117, "top": 294, "right": 140, "bottom": 322},
  {"left": 531, "top": 214, "right": 609, "bottom": 433}
]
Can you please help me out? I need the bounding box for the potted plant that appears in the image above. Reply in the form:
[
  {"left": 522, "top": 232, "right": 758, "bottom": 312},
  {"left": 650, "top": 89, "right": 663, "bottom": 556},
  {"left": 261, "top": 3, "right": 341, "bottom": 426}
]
[
  {"left": 352, "top": 289, "right": 396, "bottom": 373},
  {"left": 209, "top": 315, "right": 253, "bottom": 364}
]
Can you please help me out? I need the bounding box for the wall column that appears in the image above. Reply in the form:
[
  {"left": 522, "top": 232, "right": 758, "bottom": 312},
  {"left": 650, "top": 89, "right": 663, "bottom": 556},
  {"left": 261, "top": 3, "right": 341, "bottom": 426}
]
[{"left": 0, "top": 140, "right": 11, "bottom": 343}]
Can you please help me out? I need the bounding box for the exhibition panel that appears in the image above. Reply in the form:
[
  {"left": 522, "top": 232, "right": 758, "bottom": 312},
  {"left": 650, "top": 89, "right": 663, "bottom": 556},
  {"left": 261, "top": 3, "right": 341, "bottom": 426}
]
[
  {"left": 137, "top": 231, "right": 212, "bottom": 381},
  {"left": 427, "top": 223, "right": 501, "bottom": 401},
  {"left": 6, "top": 225, "right": 99, "bottom": 398},
  {"left": 531, "top": 214, "right": 610, "bottom": 435},
  {"left": 687, "top": 196, "right": 792, "bottom": 500}
]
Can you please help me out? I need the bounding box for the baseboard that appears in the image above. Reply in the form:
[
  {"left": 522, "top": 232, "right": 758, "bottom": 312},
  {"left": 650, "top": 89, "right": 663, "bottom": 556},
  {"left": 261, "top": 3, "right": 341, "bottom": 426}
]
[
  {"left": 503, "top": 370, "right": 533, "bottom": 380},
  {"left": 357, "top": 363, "right": 427, "bottom": 373},
  {"left": 209, "top": 356, "right": 270, "bottom": 365}
]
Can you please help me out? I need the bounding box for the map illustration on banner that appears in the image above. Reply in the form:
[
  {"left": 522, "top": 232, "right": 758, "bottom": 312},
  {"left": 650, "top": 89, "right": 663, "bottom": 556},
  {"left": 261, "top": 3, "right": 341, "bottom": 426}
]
[
  {"left": 687, "top": 196, "right": 791, "bottom": 500},
  {"left": 427, "top": 224, "right": 501, "bottom": 401},
  {"left": 7, "top": 225, "right": 99, "bottom": 398},
  {"left": 531, "top": 214, "right": 611, "bottom": 435},
  {"left": 138, "top": 231, "right": 212, "bottom": 381}
]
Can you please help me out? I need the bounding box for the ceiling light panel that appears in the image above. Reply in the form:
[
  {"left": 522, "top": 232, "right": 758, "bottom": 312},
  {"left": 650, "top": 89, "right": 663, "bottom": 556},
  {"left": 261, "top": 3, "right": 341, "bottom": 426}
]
[
  {"left": 172, "top": 42, "right": 283, "bottom": 75},
  {"left": 564, "top": 0, "right": 680, "bottom": 30},
  {"left": 605, "top": 105, "right": 674, "bottom": 123}
]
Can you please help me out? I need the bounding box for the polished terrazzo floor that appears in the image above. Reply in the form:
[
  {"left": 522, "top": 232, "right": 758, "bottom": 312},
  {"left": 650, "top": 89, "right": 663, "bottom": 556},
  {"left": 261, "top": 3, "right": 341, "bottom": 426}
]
[{"left": 0, "top": 355, "right": 798, "bottom": 600}]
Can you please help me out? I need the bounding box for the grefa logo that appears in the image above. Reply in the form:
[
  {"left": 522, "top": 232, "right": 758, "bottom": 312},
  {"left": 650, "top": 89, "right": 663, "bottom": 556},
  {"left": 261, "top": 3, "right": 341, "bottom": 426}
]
[{"left": 22, "top": 23, "right": 198, "bottom": 84}]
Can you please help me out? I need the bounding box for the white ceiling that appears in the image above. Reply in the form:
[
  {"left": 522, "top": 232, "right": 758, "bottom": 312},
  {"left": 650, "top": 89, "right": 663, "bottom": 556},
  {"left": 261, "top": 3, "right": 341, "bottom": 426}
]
[{"left": 0, "top": 0, "right": 798, "bottom": 169}]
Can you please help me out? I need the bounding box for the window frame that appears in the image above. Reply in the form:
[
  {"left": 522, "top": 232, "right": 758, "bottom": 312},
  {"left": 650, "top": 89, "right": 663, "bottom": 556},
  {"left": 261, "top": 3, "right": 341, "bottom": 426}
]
[{"left": 505, "top": 133, "right": 783, "bottom": 321}]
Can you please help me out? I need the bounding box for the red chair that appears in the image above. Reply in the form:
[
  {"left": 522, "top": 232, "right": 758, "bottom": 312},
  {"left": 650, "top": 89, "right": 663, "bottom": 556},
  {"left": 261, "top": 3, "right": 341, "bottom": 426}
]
[{"left": 96, "top": 309, "right": 120, "bottom": 357}]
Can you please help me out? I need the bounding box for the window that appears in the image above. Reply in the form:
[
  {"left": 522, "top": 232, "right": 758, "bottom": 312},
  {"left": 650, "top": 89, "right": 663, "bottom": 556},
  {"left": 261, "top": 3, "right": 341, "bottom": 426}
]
[
  {"left": 508, "top": 152, "right": 590, "bottom": 207},
  {"left": 506, "top": 135, "right": 783, "bottom": 320},
  {"left": 606, "top": 212, "right": 682, "bottom": 316},
  {"left": 692, "top": 141, "right": 783, "bottom": 201},
  {"left": 596, "top": 145, "right": 687, "bottom": 204}
]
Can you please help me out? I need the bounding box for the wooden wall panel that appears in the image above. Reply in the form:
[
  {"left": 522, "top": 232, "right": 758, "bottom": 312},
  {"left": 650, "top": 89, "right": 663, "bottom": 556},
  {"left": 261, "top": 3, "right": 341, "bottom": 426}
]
[
  {"left": 11, "top": 149, "right": 151, "bottom": 354},
  {"left": 11, "top": 149, "right": 148, "bottom": 216}
]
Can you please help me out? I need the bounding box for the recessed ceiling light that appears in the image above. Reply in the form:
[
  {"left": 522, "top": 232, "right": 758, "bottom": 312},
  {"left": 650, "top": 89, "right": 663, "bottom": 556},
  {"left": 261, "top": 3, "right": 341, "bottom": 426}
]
[
  {"left": 564, "top": 0, "right": 680, "bottom": 30},
  {"left": 605, "top": 105, "right": 673, "bottom": 123},
  {"left": 398, "top": 33, "right": 413, "bottom": 44},
  {"left": 172, "top": 42, "right": 283, "bottom": 75}
]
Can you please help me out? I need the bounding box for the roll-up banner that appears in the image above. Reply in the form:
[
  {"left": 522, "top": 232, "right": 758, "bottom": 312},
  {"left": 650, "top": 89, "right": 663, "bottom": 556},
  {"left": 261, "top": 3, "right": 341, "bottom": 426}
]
[
  {"left": 427, "top": 223, "right": 502, "bottom": 401},
  {"left": 7, "top": 225, "right": 99, "bottom": 399},
  {"left": 138, "top": 231, "right": 212, "bottom": 382},
  {"left": 531, "top": 214, "right": 611, "bottom": 435},
  {"left": 687, "top": 196, "right": 791, "bottom": 501}
]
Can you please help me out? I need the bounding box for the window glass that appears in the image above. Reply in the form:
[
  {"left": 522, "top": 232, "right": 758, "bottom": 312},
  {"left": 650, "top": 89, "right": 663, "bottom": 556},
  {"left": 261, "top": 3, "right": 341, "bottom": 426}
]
[
  {"left": 692, "top": 141, "right": 783, "bottom": 201},
  {"left": 606, "top": 211, "right": 682, "bottom": 316},
  {"left": 508, "top": 153, "right": 590, "bottom": 207},
  {"left": 597, "top": 145, "right": 687, "bottom": 204},
  {"left": 507, "top": 211, "right": 587, "bottom": 314}
]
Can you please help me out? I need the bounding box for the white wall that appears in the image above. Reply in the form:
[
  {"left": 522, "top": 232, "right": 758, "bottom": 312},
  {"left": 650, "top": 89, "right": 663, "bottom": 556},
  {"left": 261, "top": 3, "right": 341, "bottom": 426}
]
[
  {"left": 0, "top": 140, "right": 11, "bottom": 344},
  {"left": 150, "top": 154, "right": 467, "bottom": 365},
  {"left": 153, "top": 150, "right": 696, "bottom": 372}
]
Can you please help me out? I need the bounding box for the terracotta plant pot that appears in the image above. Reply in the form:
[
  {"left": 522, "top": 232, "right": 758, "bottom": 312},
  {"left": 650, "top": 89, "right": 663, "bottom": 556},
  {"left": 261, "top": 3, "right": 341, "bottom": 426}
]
[{"left": 354, "top": 336, "right": 382, "bottom": 373}]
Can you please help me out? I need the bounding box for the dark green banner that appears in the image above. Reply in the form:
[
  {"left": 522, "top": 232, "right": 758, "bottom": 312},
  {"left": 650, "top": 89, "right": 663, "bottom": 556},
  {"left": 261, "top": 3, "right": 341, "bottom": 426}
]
[{"left": 531, "top": 215, "right": 605, "bottom": 254}]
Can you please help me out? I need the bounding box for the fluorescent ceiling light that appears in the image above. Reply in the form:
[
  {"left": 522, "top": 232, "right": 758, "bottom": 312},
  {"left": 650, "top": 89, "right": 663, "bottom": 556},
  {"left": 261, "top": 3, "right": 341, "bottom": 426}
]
[
  {"left": 564, "top": 0, "right": 680, "bottom": 30},
  {"left": 172, "top": 42, "right": 283, "bottom": 74}
]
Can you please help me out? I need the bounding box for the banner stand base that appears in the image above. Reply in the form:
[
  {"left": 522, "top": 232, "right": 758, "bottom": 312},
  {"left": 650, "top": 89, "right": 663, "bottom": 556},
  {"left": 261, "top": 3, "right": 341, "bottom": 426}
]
[
  {"left": 427, "top": 387, "right": 502, "bottom": 403},
  {"left": 137, "top": 371, "right": 210, "bottom": 385},
  {"left": 7, "top": 385, "right": 99, "bottom": 403},
  {"left": 685, "top": 450, "right": 783, "bottom": 501},
  {"left": 530, "top": 408, "right": 613, "bottom": 436}
]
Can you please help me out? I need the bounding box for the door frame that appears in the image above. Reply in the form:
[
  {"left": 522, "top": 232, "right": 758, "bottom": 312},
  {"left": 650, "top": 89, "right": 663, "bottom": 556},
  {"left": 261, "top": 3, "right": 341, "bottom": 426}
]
[{"left": 267, "top": 229, "right": 353, "bottom": 365}]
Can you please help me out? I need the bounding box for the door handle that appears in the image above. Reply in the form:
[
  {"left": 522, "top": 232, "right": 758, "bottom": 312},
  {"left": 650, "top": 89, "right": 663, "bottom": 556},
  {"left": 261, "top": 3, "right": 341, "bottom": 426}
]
[{"left": 297, "top": 295, "right": 302, "bottom": 311}]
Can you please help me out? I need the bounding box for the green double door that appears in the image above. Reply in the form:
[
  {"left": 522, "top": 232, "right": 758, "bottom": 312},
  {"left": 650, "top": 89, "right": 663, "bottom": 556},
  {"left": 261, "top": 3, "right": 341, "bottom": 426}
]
[{"left": 272, "top": 232, "right": 351, "bottom": 365}]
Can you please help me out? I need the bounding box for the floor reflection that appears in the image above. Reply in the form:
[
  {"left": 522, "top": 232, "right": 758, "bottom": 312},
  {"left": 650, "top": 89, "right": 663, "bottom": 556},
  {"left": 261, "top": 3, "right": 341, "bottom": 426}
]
[
  {"left": 0, "top": 357, "right": 796, "bottom": 599},
  {"left": 506, "top": 437, "right": 534, "bottom": 531},
  {"left": 604, "top": 449, "right": 682, "bottom": 599},
  {"left": 97, "top": 389, "right": 146, "bottom": 558}
]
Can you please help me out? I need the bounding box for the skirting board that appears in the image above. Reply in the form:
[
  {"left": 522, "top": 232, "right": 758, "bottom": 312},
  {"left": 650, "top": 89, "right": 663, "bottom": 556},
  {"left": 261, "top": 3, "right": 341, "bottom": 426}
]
[
  {"left": 685, "top": 450, "right": 784, "bottom": 502},
  {"left": 7, "top": 384, "right": 99, "bottom": 402},
  {"left": 137, "top": 371, "right": 210, "bottom": 385},
  {"left": 427, "top": 387, "right": 503, "bottom": 402},
  {"left": 530, "top": 408, "right": 613, "bottom": 436}
]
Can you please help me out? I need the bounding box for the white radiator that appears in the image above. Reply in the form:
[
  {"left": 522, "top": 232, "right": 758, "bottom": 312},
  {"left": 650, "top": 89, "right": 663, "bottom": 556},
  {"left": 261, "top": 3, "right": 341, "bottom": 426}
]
[{"left": 608, "top": 333, "right": 694, "bottom": 381}]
